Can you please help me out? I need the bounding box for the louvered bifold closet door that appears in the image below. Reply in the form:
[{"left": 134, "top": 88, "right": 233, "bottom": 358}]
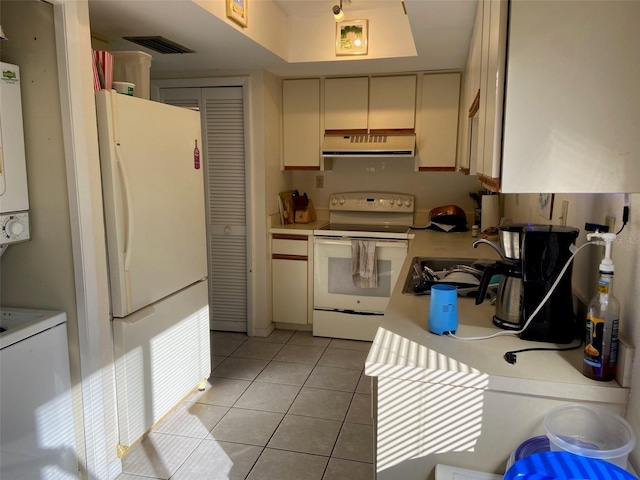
[
  {"left": 160, "top": 87, "right": 248, "bottom": 333},
  {"left": 202, "top": 87, "right": 247, "bottom": 332}
]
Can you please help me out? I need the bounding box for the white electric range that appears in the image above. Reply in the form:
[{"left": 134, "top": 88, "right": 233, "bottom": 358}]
[{"left": 312, "top": 192, "right": 415, "bottom": 341}]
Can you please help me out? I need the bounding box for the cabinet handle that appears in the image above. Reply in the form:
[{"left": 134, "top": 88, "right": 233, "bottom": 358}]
[
  {"left": 272, "top": 234, "right": 308, "bottom": 241},
  {"left": 272, "top": 254, "right": 307, "bottom": 261}
]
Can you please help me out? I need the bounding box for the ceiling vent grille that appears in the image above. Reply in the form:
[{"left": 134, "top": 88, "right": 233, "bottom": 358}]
[{"left": 123, "top": 36, "right": 195, "bottom": 54}]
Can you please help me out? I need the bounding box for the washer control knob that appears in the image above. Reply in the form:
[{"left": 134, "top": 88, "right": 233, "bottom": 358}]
[
  {"left": 0, "top": 212, "right": 30, "bottom": 245},
  {"left": 339, "top": 197, "right": 345, "bottom": 205},
  {"left": 5, "top": 219, "right": 24, "bottom": 237},
  {"left": 331, "top": 196, "right": 338, "bottom": 206},
  {"left": 404, "top": 198, "right": 413, "bottom": 207}
]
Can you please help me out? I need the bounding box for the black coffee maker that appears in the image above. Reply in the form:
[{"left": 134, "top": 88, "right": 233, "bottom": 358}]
[{"left": 475, "top": 224, "right": 579, "bottom": 343}]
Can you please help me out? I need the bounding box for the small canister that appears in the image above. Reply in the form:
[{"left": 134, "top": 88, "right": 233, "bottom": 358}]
[{"left": 471, "top": 225, "right": 480, "bottom": 237}]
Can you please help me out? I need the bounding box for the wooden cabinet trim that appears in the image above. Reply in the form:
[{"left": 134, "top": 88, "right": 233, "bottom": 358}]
[
  {"left": 272, "top": 254, "right": 308, "bottom": 261},
  {"left": 418, "top": 166, "right": 457, "bottom": 172},
  {"left": 469, "top": 89, "right": 480, "bottom": 118},
  {"left": 272, "top": 234, "right": 308, "bottom": 241},
  {"left": 325, "top": 129, "right": 368, "bottom": 135},
  {"left": 283, "top": 166, "right": 320, "bottom": 171},
  {"left": 477, "top": 174, "right": 500, "bottom": 192},
  {"left": 369, "top": 128, "right": 416, "bottom": 135}
]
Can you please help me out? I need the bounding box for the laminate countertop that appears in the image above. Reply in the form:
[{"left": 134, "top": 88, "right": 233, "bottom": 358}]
[{"left": 365, "top": 229, "right": 629, "bottom": 405}]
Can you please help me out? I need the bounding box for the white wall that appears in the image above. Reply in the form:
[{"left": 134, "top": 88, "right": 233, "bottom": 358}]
[
  {"left": 293, "top": 160, "right": 482, "bottom": 224},
  {"left": 0, "top": 1, "right": 86, "bottom": 472},
  {"left": 503, "top": 192, "right": 640, "bottom": 469},
  {"left": 1, "top": 2, "right": 121, "bottom": 477},
  {"left": 288, "top": 5, "right": 416, "bottom": 63},
  {"left": 248, "top": 70, "right": 291, "bottom": 336}
]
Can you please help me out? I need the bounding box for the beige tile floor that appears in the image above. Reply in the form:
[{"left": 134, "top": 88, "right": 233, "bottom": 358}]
[{"left": 116, "top": 330, "right": 375, "bottom": 480}]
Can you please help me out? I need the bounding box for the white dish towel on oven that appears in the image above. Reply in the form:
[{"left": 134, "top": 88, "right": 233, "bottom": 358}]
[{"left": 351, "top": 239, "right": 378, "bottom": 288}]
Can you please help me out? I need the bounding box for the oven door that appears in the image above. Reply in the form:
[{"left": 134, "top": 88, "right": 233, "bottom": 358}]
[{"left": 313, "top": 237, "right": 408, "bottom": 313}]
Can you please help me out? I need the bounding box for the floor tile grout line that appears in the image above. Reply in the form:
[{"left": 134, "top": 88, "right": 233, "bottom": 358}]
[
  {"left": 176, "top": 436, "right": 208, "bottom": 479},
  {"left": 163, "top": 330, "right": 373, "bottom": 479},
  {"left": 242, "top": 339, "right": 326, "bottom": 479}
]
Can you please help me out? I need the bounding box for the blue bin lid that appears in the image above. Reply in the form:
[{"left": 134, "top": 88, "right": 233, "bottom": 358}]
[
  {"left": 514, "top": 436, "right": 550, "bottom": 461},
  {"left": 505, "top": 451, "right": 638, "bottom": 480}
]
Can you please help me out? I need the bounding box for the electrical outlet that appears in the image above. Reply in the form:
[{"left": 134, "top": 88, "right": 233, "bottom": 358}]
[
  {"left": 605, "top": 215, "right": 616, "bottom": 232},
  {"left": 316, "top": 175, "right": 324, "bottom": 188}
]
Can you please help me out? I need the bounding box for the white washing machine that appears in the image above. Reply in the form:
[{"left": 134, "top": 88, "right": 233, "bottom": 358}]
[{"left": 0, "top": 307, "right": 77, "bottom": 479}]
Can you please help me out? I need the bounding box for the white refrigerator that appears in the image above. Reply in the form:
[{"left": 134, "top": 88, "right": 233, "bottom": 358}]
[{"left": 95, "top": 90, "right": 210, "bottom": 447}]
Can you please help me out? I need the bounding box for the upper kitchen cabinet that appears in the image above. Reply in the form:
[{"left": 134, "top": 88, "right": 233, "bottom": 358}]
[
  {"left": 369, "top": 75, "right": 417, "bottom": 132},
  {"left": 500, "top": 0, "right": 640, "bottom": 193},
  {"left": 476, "top": 0, "right": 508, "bottom": 192},
  {"left": 416, "top": 73, "right": 461, "bottom": 171},
  {"left": 457, "top": 0, "right": 483, "bottom": 175},
  {"left": 324, "top": 77, "right": 369, "bottom": 133},
  {"left": 324, "top": 75, "right": 417, "bottom": 133},
  {"left": 282, "top": 78, "right": 323, "bottom": 170}
]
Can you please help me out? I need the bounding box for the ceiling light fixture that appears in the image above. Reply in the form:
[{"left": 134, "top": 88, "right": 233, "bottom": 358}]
[{"left": 332, "top": 0, "right": 345, "bottom": 22}]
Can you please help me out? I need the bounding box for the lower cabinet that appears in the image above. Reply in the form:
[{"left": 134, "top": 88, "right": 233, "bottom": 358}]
[{"left": 271, "top": 234, "right": 310, "bottom": 325}]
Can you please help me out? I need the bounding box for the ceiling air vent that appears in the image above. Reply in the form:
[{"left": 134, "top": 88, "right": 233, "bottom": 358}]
[{"left": 123, "top": 36, "right": 195, "bottom": 54}]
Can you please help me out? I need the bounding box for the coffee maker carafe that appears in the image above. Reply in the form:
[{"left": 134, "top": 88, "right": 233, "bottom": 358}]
[{"left": 475, "top": 224, "right": 579, "bottom": 343}]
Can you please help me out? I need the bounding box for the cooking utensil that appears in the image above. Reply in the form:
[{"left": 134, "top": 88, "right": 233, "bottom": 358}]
[
  {"left": 279, "top": 190, "right": 295, "bottom": 224},
  {"left": 277, "top": 195, "right": 285, "bottom": 225}
]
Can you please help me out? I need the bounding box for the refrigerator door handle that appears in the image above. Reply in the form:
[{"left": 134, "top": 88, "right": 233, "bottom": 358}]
[{"left": 116, "top": 148, "right": 134, "bottom": 272}]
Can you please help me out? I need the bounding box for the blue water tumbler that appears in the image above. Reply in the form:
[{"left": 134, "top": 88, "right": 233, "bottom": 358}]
[{"left": 428, "top": 284, "right": 458, "bottom": 335}]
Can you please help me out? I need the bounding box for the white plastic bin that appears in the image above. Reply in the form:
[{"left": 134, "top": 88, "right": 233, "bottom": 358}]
[{"left": 112, "top": 51, "right": 152, "bottom": 100}]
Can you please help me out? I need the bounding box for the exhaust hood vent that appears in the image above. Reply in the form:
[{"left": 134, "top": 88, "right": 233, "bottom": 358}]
[
  {"left": 322, "top": 134, "right": 416, "bottom": 158},
  {"left": 123, "top": 36, "right": 195, "bottom": 54}
]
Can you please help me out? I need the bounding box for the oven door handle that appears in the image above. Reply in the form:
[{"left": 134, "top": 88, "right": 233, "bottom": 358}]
[{"left": 313, "top": 237, "right": 408, "bottom": 248}]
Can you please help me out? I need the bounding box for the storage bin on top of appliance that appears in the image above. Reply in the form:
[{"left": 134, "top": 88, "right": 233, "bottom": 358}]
[{"left": 111, "top": 51, "right": 152, "bottom": 100}]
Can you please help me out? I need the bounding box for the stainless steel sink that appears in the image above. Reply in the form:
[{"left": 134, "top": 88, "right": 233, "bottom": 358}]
[{"left": 402, "top": 257, "right": 495, "bottom": 297}]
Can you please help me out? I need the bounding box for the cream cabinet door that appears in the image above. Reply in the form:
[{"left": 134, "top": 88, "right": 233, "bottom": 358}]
[
  {"left": 369, "top": 75, "right": 417, "bottom": 131},
  {"left": 457, "top": 0, "right": 483, "bottom": 174},
  {"left": 324, "top": 77, "right": 369, "bottom": 132},
  {"left": 477, "top": 0, "right": 508, "bottom": 191},
  {"left": 416, "top": 73, "right": 461, "bottom": 171},
  {"left": 282, "top": 78, "right": 321, "bottom": 169},
  {"left": 272, "top": 258, "right": 308, "bottom": 325},
  {"left": 501, "top": 0, "right": 640, "bottom": 193},
  {"left": 272, "top": 235, "right": 309, "bottom": 325}
]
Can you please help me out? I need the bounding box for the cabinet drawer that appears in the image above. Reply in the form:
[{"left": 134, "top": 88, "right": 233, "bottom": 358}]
[{"left": 272, "top": 236, "right": 308, "bottom": 257}]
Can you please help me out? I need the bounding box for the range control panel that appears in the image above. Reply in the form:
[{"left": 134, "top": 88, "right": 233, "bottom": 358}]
[
  {"left": 0, "top": 212, "right": 30, "bottom": 245},
  {"left": 329, "top": 192, "right": 414, "bottom": 212}
]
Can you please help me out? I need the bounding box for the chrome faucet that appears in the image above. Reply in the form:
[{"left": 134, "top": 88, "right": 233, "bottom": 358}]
[{"left": 472, "top": 238, "right": 506, "bottom": 261}]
